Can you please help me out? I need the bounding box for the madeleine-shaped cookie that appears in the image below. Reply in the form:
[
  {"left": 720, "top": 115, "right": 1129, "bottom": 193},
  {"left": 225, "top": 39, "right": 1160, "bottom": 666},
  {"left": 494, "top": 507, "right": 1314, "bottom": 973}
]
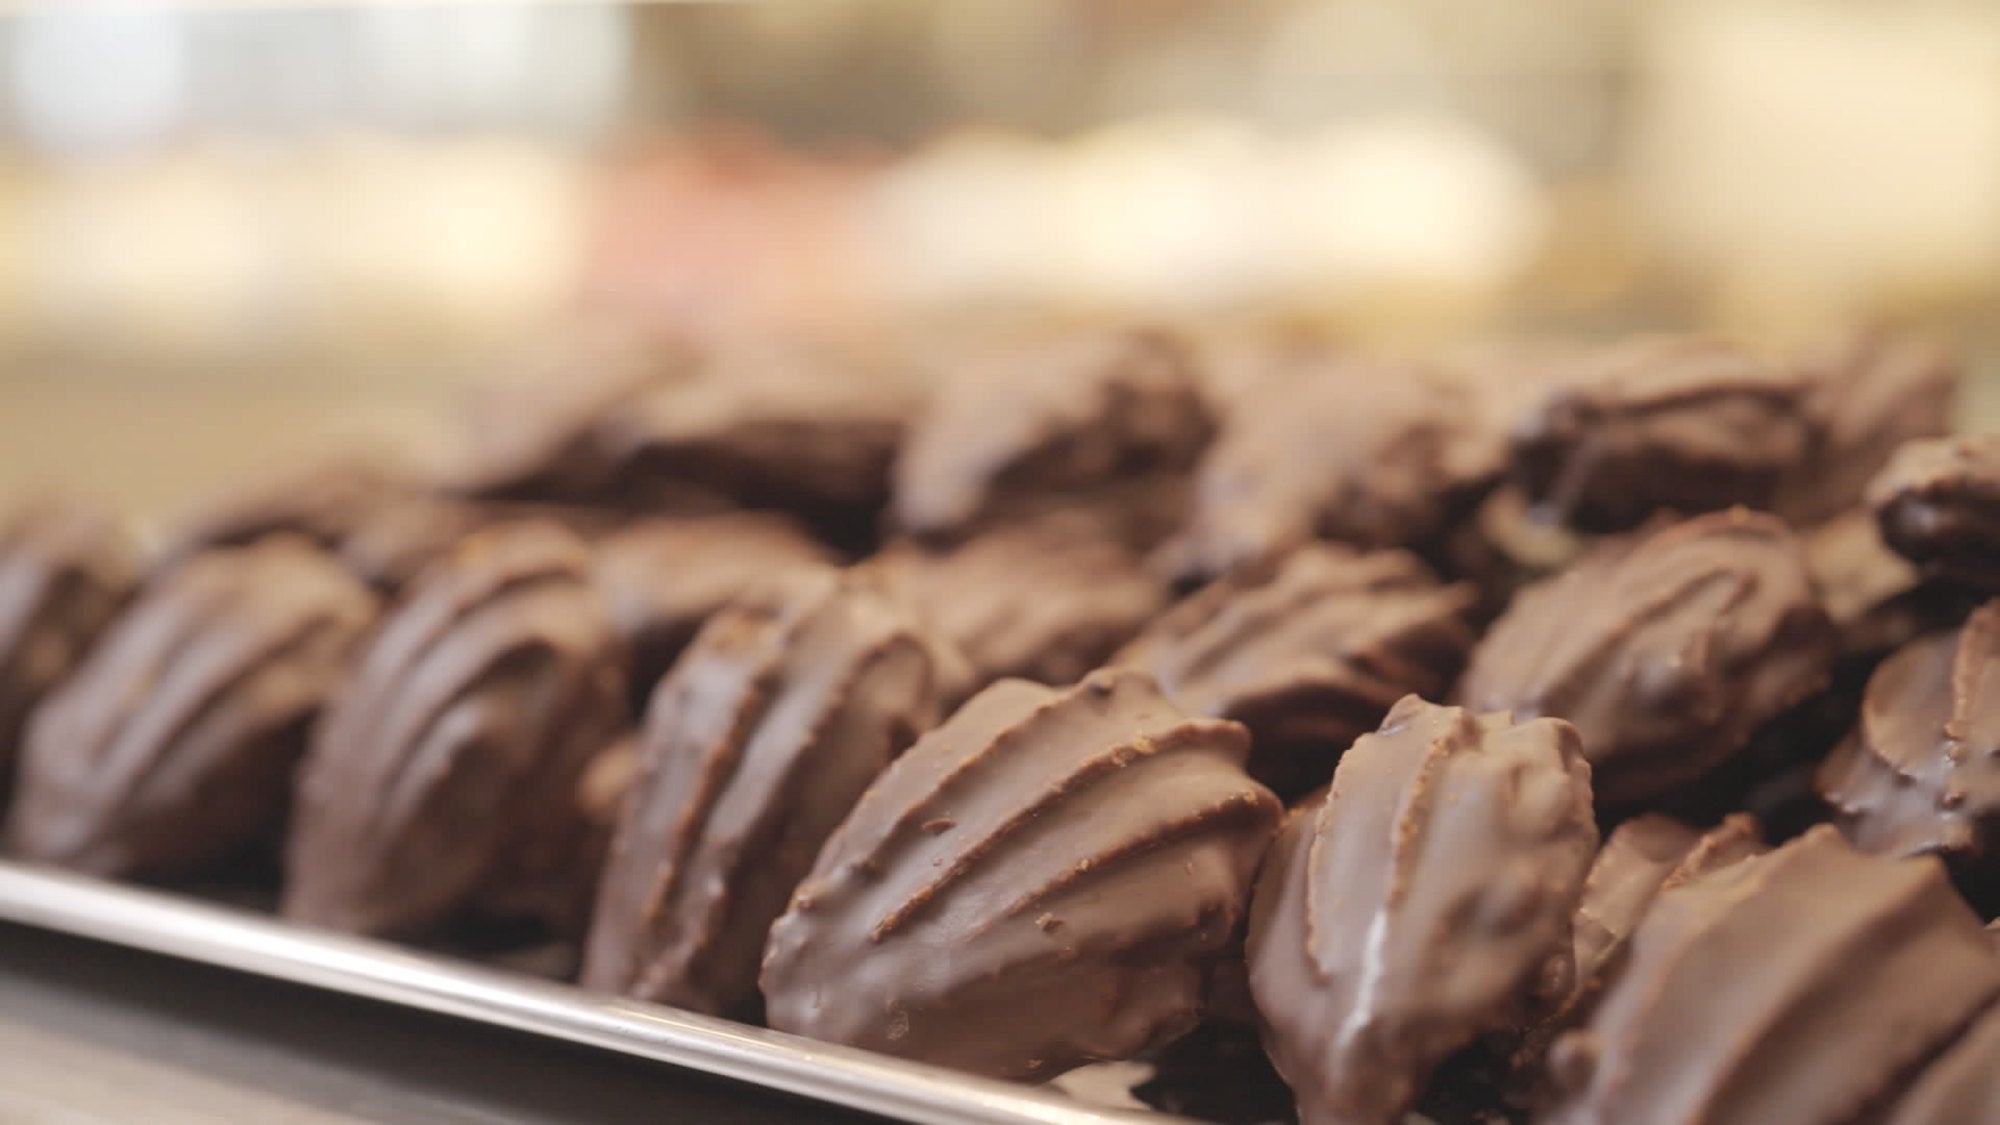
[
  {"left": 760, "top": 668, "right": 1279, "bottom": 1080},
  {"left": 1459, "top": 509, "right": 1834, "bottom": 807},
  {"left": 0, "top": 500, "right": 135, "bottom": 802},
  {"left": 1869, "top": 434, "right": 2000, "bottom": 587},
  {"left": 1116, "top": 544, "right": 1477, "bottom": 797},
  {"left": 283, "top": 523, "right": 626, "bottom": 937},
  {"left": 864, "top": 514, "right": 1166, "bottom": 689},
  {"left": 891, "top": 328, "right": 1214, "bottom": 545},
  {"left": 582, "top": 571, "right": 959, "bottom": 1016},
  {"left": 10, "top": 538, "right": 376, "bottom": 877},
  {"left": 1512, "top": 335, "right": 1814, "bottom": 531},
  {"left": 1542, "top": 827, "right": 2000, "bottom": 1125},
  {"left": 1246, "top": 696, "right": 1597, "bottom": 1125}
]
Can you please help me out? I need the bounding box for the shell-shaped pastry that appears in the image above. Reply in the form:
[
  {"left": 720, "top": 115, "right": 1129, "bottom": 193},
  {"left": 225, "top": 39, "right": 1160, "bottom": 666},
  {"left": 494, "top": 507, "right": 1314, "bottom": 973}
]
[
  {"left": 760, "top": 668, "right": 1279, "bottom": 1080},
  {"left": 283, "top": 522, "right": 625, "bottom": 937},
  {"left": 1869, "top": 434, "right": 2000, "bottom": 587},
  {"left": 1459, "top": 509, "right": 1834, "bottom": 807},
  {"left": 10, "top": 537, "right": 375, "bottom": 877},
  {"left": 1543, "top": 826, "right": 2000, "bottom": 1125},
  {"left": 1117, "top": 543, "right": 1478, "bottom": 797},
  {"left": 1245, "top": 696, "right": 1597, "bottom": 1125}
]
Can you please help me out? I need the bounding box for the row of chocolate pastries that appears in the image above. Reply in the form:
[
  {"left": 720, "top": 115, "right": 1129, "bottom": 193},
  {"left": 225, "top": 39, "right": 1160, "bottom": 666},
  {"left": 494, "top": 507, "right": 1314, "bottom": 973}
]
[{"left": 0, "top": 326, "right": 1994, "bottom": 1122}]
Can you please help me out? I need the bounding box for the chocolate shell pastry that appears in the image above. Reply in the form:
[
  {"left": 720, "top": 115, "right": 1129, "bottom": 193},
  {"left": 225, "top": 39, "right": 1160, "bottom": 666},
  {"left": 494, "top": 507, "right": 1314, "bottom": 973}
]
[
  {"left": 582, "top": 570, "right": 959, "bottom": 1016},
  {"left": 283, "top": 522, "right": 626, "bottom": 937},
  {"left": 864, "top": 514, "right": 1166, "bottom": 689},
  {"left": 10, "top": 537, "right": 376, "bottom": 878},
  {"left": 1542, "top": 826, "right": 2000, "bottom": 1125},
  {"left": 0, "top": 500, "right": 135, "bottom": 803},
  {"left": 1115, "top": 543, "right": 1478, "bottom": 797},
  {"left": 891, "top": 328, "right": 1214, "bottom": 547},
  {"left": 1869, "top": 434, "right": 2000, "bottom": 587},
  {"left": 759, "top": 668, "right": 1280, "bottom": 1080},
  {"left": 1774, "top": 332, "right": 1959, "bottom": 526},
  {"left": 1245, "top": 696, "right": 1597, "bottom": 1125},
  {"left": 1157, "top": 354, "right": 1507, "bottom": 585},
  {"left": 1511, "top": 335, "right": 1814, "bottom": 531},
  {"left": 1459, "top": 509, "right": 1834, "bottom": 807},
  {"left": 592, "top": 513, "right": 839, "bottom": 705}
]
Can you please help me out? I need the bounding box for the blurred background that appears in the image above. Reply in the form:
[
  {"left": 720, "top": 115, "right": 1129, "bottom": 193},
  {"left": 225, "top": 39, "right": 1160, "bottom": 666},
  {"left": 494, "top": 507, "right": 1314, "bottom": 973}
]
[{"left": 1, "top": 0, "right": 1998, "bottom": 514}]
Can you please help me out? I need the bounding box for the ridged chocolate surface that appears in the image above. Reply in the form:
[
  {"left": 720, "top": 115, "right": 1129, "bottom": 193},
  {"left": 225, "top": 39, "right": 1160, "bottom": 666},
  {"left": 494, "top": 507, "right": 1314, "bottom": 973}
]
[
  {"left": 891, "top": 329, "right": 1214, "bottom": 544},
  {"left": 866, "top": 514, "right": 1166, "bottom": 689},
  {"left": 0, "top": 501, "right": 135, "bottom": 802},
  {"left": 1245, "top": 696, "right": 1597, "bottom": 1125},
  {"left": 592, "top": 513, "right": 839, "bottom": 704},
  {"left": 1883, "top": 1000, "right": 2000, "bottom": 1124},
  {"left": 1460, "top": 509, "right": 1834, "bottom": 806},
  {"left": 1817, "top": 600, "right": 2000, "bottom": 869},
  {"left": 283, "top": 523, "right": 626, "bottom": 937},
  {"left": 1869, "top": 434, "right": 2000, "bottom": 586},
  {"left": 1775, "top": 333, "right": 1959, "bottom": 527},
  {"left": 1157, "top": 355, "right": 1506, "bottom": 584},
  {"left": 10, "top": 537, "right": 376, "bottom": 877},
  {"left": 760, "top": 668, "right": 1279, "bottom": 1080},
  {"left": 582, "top": 570, "right": 958, "bottom": 1016},
  {"left": 1543, "top": 827, "right": 2000, "bottom": 1125},
  {"left": 1512, "top": 335, "right": 1814, "bottom": 531},
  {"left": 1116, "top": 544, "right": 1478, "bottom": 797}
]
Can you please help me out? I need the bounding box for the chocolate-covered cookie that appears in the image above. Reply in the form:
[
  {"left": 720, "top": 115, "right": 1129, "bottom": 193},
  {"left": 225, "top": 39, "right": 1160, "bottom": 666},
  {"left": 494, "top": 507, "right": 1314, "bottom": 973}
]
[
  {"left": 152, "top": 458, "right": 413, "bottom": 571},
  {"left": 1511, "top": 335, "right": 1814, "bottom": 531},
  {"left": 1869, "top": 434, "right": 2000, "bottom": 587},
  {"left": 760, "top": 668, "right": 1279, "bottom": 1080},
  {"left": 1774, "top": 332, "right": 1959, "bottom": 526},
  {"left": 865, "top": 514, "right": 1166, "bottom": 689},
  {"left": 891, "top": 328, "right": 1214, "bottom": 547},
  {"left": 1881, "top": 1000, "right": 2000, "bottom": 1124},
  {"left": 582, "top": 570, "right": 959, "bottom": 1016},
  {"left": 1246, "top": 696, "right": 1597, "bottom": 1125},
  {"left": 1542, "top": 827, "right": 2000, "bottom": 1125},
  {"left": 283, "top": 523, "right": 626, "bottom": 937},
  {"left": 1116, "top": 544, "right": 1478, "bottom": 797},
  {"left": 1805, "top": 509, "right": 1975, "bottom": 664},
  {"left": 1459, "top": 509, "right": 1834, "bottom": 807},
  {"left": 1156, "top": 354, "right": 1506, "bottom": 585},
  {"left": 593, "top": 513, "right": 839, "bottom": 706},
  {"left": 10, "top": 537, "right": 376, "bottom": 877},
  {"left": 0, "top": 501, "right": 135, "bottom": 803}
]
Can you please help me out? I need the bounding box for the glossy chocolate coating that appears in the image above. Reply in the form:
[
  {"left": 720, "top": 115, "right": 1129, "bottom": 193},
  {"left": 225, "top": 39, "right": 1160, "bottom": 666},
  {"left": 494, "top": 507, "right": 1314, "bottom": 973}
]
[
  {"left": 759, "top": 668, "right": 1279, "bottom": 1080},
  {"left": 1459, "top": 509, "right": 1834, "bottom": 807},
  {"left": 1882, "top": 1001, "right": 2000, "bottom": 1124},
  {"left": 1542, "top": 827, "right": 2000, "bottom": 1125},
  {"left": 582, "top": 570, "right": 958, "bottom": 1016},
  {"left": 0, "top": 501, "right": 135, "bottom": 803},
  {"left": 1774, "top": 333, "right": 1959, "bottom": 527},
  {"left": 865, "top": 514, "right": 1166, "bottom": 689},
  {"left": 1245, "top": 696, "right": 1597, "bottom": 1125},
  {"left": 1869, "top": 434, "right": 2000, "bottom": 587},
  {"left": 1512, "top": 335, "right": 1814, "bottom": 531},
  {"left": 891, "top": 329, "right": 1214, "bottom": 545},
  {"left": 1817, "top": 601, "right": 2000, "bottom": 877},
  {"left": 10, "top": 538, "right": 376, "bottom": 877},
  {"left": 592, "top": 513, "right": 839, "bottom": 705},
  {"left": 283, "top": 523, "right": 626, "bottom": 937},
  {"left": 1157, "top": 354, "right": 1506, "bottom": 585},
  {"left": 1116, "top": 543, "right": 1478, "bottom": 797}
]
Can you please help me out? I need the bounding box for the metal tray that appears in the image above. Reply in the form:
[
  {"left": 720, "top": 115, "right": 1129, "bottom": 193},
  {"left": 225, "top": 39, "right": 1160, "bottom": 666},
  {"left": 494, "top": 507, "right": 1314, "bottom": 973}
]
[{"left": 0, "top": 860, "right": 1189, "bottom": 1125}]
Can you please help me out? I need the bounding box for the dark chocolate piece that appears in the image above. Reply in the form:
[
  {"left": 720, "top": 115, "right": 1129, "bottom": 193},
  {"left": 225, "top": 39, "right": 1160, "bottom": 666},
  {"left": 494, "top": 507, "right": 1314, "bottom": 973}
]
[
  {"left": 1116, "top": 543, "right": 1478, "bottom": 797},
  {"left": 10, "top": 538, "right": 376, "bottom": 877},
  {"left": 1869, "top": 434, "right": 2000, "bottom": 587},
  {"left": 1157, "top": 354, "right": 1506, "bottom": 585},
  {"left": 891, "top": 328, "right": 1214, "bottom": 546},
  {"left": 1511, "top": 335, "right": 1814, "bottom": 531},
  {"left": 283, "top": 523, "right": 626, "bottom": 937},
  {"left": 592, "top": 513, "right": 839, "bottom": 706},
  {"left": 1774, "top": 332, "right": 1959, "bottom": 527},
  {"left": 1245, "top": 696, "right": 1597, "bottom": 1125},
  {"left": 582, "top": 570, "right": 959, "bottom": 1016},
  {"left": 0, "top": 501, "right": 135, "bottom": 804},
  {"left": 865, "top": 514, "right": 1166, "bottom": 689},
  {"left": 760, "top": 668, "right": 1279, "bottom": 1080},
  {"left": 1542, "top": 826, "right": 2000, "bottom": 1125},
  {"left": 1459, "top": 509, "right": 1834, "bottom": 807}
]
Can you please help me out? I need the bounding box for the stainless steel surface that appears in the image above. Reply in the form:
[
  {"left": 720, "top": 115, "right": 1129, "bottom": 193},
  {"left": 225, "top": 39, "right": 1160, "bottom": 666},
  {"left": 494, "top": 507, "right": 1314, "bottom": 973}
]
[{"left": 0, "top": 861, "right": 1183, "bottom": 1125}]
